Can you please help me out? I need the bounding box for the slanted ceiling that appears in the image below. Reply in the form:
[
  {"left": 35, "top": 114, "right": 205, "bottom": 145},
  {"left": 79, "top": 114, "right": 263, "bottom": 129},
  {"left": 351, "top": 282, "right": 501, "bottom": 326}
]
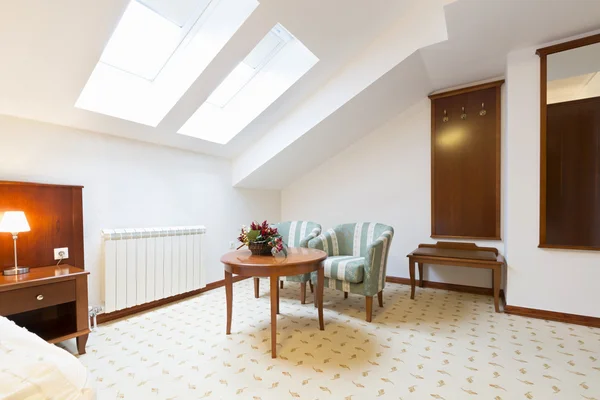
[{"left": 0, "top": 1, "right": 599, "bottom": 189}]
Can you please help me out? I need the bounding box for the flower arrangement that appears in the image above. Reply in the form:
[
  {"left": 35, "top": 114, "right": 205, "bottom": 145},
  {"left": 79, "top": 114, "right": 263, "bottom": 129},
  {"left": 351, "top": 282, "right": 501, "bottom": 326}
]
[{"left": 238, "top": 220, "right": 284, "bottom": 255}]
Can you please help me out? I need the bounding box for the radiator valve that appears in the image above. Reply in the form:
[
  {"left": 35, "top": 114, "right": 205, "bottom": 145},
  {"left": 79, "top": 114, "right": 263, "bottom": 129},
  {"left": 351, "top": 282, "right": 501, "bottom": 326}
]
[{"left": 88, "top": 306, "right": 103, "bottom": 331}]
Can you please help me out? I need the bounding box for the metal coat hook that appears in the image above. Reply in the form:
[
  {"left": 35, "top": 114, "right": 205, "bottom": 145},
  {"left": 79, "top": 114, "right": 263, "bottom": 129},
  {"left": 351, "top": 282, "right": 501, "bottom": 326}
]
[
  {"left": 442, "top": 110, "right": 449, "bottom": 123},
  {"left": 461, "top": 106, "right": 467, "bottom": 120},
  {"left": 479, "top": 102, "right": 487, "bottom": 116}
]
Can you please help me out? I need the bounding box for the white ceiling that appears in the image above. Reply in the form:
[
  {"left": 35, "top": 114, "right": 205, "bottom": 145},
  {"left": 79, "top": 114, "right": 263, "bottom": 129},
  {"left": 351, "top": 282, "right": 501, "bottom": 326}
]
[
  {"left": 1, "top": 0, "right": 600, "bottom": 190},
  {"left": 0, "top": 0, "right": 413, "bottom": 158}
]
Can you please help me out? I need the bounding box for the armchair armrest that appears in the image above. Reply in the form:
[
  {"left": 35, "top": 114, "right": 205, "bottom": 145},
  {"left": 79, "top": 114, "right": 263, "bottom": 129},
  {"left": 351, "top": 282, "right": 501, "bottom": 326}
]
[
  {"left": 363, "top": 230, "right": 394, "bottom": 295},
  {"left": 299, "top": 227, "right": 322, "bottom": 248},
  {"left": 308, "top": 229, "right": 336, "bottom": 256}
]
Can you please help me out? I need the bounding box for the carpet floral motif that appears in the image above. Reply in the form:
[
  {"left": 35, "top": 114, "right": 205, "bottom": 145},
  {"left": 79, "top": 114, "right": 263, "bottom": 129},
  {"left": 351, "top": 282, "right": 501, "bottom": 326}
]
[{"left": 70, "top": 280, "right": 600, "bottom": 399}]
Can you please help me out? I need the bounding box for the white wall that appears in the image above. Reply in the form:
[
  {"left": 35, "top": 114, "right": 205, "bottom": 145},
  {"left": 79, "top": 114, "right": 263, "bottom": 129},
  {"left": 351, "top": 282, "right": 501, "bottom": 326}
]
[
  {"left": 282, "top": 98, "right": 505, "bottom": 289},
  {"left": 505, "top": 47, "right": 600, "bottom": 318},
  {"left": 0, "top": 116, "right": 280, "bottom": 307},
  {"left": 232, "top": 0, "right": 448, "bottom": 186}
]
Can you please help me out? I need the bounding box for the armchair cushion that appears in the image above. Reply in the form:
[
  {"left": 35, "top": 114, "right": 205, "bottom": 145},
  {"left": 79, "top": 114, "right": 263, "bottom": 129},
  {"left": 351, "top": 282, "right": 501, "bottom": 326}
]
[{"left": 323, "top": 256, "right": 365, "bottom": 284}]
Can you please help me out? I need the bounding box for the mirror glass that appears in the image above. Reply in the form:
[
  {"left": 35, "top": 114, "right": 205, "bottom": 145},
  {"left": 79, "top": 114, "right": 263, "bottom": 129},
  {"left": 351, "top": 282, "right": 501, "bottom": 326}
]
[
  {"left": 543, "top": 41, "right": 600, "bottom": 248},
  {"left": 547, "top": 42, "right": 600, "bottom": 103}
]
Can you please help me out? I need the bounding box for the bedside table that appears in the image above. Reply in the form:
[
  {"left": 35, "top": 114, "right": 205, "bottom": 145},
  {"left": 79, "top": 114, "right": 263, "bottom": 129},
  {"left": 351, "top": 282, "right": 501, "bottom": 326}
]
[{"left": 0, "top": 265, "right": 90, "bottom": 354}]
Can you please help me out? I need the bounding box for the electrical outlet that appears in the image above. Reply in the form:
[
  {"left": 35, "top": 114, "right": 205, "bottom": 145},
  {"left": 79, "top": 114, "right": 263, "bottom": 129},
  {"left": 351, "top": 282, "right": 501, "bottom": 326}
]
[
  {"left": 229, "top": 241, "right": 236, "bottom": 249},
  {"left": 54, "top": 247, "right": 69, "bottom": 260}
]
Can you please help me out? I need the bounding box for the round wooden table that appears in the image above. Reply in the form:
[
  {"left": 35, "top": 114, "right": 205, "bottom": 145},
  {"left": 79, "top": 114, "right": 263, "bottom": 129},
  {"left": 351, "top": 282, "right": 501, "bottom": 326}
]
[{"left": 221, "top": 247, "right": 327, "bottom": 358}]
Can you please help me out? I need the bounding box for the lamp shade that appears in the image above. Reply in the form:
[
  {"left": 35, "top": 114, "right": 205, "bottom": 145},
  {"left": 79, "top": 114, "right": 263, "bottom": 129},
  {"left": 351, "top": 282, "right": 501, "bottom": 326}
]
[{"left": 0, "top": 211, "right": 31, "bottom": 233}]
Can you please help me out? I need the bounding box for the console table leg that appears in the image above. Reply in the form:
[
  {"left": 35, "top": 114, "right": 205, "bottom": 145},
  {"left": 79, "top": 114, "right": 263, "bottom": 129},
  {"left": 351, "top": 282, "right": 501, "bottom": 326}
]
[
  {"left": 76, "top": 334, "right": 88, "bottom": 355},
  {"left": 409, "top": 260, "right": 416, "bottom": 299},
  {"left": 418, "top": 263, "right": 424, "bottom": 287},
  {"left": 270, "top": 276, "right": 278, "bottom": 358},
  {"left": 225, "top": 271, "right": 233, "bottom": 334},
  {"left": 493, "top": 267, "right": 501, "bottom": 312}
]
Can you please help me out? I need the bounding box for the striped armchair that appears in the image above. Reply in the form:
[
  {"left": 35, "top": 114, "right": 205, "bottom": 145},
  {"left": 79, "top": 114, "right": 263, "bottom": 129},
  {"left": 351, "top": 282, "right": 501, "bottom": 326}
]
[
  {"left": 309, "top": 222, "right": 394, "bottom": 322},
  {"left": 254, "top": 221, "right": 321, "bottom": 304}
]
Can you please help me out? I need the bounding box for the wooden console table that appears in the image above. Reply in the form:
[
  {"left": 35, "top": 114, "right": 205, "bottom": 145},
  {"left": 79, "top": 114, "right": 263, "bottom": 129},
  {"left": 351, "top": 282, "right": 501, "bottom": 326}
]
[{"left": 407, "top": 242, "right": 505, "bottom": 312}]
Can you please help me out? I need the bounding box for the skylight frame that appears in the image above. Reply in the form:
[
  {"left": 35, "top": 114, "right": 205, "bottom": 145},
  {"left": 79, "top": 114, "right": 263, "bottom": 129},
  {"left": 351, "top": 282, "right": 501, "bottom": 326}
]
[
  {"left": 205, "top": 28, "right": 290, "bottom": 109},
  {"left": 100, "top": 0, "right": 214, "bottom": 82},
  {"left": 75, "top": 0, "right": 260, "bottom": 127},
  {"left": 178, "top": 23, "right": 319, "bottom": 144}
]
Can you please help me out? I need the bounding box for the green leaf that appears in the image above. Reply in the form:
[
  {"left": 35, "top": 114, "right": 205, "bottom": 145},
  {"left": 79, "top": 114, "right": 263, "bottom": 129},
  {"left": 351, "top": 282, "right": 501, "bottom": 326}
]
[{"left": 247, "top": 230, "right": 260, "bottom": 242}]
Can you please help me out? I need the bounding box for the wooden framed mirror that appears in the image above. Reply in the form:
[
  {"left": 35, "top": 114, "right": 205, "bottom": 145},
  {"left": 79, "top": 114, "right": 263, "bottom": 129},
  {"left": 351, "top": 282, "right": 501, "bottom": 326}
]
[{"left": 537, "top": 33, "right": 600, "bottom": 250}]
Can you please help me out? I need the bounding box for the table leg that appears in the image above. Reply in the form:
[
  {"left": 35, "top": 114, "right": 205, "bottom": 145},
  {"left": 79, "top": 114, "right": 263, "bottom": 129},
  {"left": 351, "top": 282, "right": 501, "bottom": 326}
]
[
  {"left": 276, "top": 277, "right": 280, "bottom": 314},
  {"left": 493, "top": 267, "right": 501, "bottom": 312},
  {"left": 270, "top": 276, "right": 278, "bottom": 358},
  {"left": 314, "top": 279, "right": 318, "bottom": 308},
  {"left": 225, "top": 270, "right": 233, "bottom": 334},
  {"left": 418, "top": 263, "right": 424, "bottom": 288},
  {"left": 409, "top": 259, "right": 416, "bottom": 300},
  {"left": 317, "top": 266, "right": 324, "bottom": 330},
  {"left": 253, "top": 277, "right": 259, "bottom": 298},
  {"left": 300, "top": 282, "right": 306, "bottom": 304}
]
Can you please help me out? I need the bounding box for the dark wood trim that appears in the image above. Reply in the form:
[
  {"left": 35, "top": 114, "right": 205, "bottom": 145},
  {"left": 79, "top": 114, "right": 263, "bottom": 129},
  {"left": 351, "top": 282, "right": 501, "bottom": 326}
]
[
  {"left": 495, "top": 84, "right": 502, "bottom": 238},
  {"left": 539, "top": 53, "right": 547, "bottom": 246},
  {"left": 97, "top": 276, "right": 249, "bottom": 324},
  {"left": 386, "top": 276, "right": 505, "bottom": 299},
  {"left": 536, "top": 32, "right": 600, "bottom": 56},
  {"left": 504, "top": 305, "right": 600, "bottom": 328},
  {"left": 538, "top": 243, "right": 600, "bottom": 252},
  {"left": 0, "top": 180, "right": 84, "bottom": 189},
  {"left": 428, "top": 79, "right": 505, "bottom": 100},
  {"left": 431, "top": 234, "right": 502, "bottom": 241},
  {"left": 430, "top": 97, "right": 436, "bottom": 237}
]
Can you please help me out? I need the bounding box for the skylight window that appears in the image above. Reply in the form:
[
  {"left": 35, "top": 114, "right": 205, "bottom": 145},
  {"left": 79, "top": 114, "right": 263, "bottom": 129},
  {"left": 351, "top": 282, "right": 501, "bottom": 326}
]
[
  {"left": 178, "top": 24, "right": 318, "bottom": 144},
  {"left": 75, "top": 0, "right": 258, "bottom": 126}
]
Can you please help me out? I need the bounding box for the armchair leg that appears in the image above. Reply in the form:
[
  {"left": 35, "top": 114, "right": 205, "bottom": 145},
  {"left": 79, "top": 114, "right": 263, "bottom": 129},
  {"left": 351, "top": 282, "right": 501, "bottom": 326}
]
[
  {"left": 377, "top": 291, "right": 383, "bottom": 307},
  {"left": 280, "top": 280, "right": 284, "bottom": 289},
  {"left": 344, "top": 291, "right": 348, "bottom": 299},
  {"left": 309, "top": 281, "right": 314, "bottom": 293},
  {"left": 254, "top": 278, "right": 259, "bottom": 298},
  {"left": 300, "top": 282, "right": 306, "bottom": 304},
  {"left": 365, "top": 296, "right": 373, "bottom": 322}
]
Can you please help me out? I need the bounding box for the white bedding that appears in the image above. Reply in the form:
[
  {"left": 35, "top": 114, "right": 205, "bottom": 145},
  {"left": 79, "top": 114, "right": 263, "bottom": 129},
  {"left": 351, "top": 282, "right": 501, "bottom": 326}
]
[{"left": 0, "top": 316, "right": 95, "bottom": 400}]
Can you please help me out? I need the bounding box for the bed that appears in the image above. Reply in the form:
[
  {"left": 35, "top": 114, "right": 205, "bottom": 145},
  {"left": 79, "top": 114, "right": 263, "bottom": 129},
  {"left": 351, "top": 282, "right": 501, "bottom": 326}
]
[{"left": 0, "top": 316, "right": 95, "bottom": 400}]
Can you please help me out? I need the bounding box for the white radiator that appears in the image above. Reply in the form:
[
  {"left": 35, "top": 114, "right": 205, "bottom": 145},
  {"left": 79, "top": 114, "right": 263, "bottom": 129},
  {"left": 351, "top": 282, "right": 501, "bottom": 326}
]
[{"left": 101, "top": 226, "right": 206, "bottom": 313}]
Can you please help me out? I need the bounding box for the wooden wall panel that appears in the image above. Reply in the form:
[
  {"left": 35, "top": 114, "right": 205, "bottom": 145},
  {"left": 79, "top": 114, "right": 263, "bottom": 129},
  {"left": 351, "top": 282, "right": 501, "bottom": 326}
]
[
  {"left": 0, "top": 181, "right": 84, "bottom": 270},
  {"left": 430, "top": 81, "right": 503, "bottom": 239},
  {"left": 545, "top": 96, "right": 600, "bottom": 247}
]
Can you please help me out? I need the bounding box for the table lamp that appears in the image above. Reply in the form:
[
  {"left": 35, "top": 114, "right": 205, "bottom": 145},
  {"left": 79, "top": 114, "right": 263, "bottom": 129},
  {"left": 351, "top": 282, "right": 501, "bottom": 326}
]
[{"left": 0, "top": 211, "right": 31, "bottom": 276}]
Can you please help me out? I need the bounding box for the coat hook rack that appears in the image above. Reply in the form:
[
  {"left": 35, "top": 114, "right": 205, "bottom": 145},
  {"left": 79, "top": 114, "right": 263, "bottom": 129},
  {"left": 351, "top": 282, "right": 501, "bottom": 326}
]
[
  {"left": 442, "top": 110, "right": 449, "bottom": 123},
  {"left": 479, "top": 102, "right": 487, "bottom": 116},
  {"left": 461, "top": 106, "right": 467, "bottom": 120}
]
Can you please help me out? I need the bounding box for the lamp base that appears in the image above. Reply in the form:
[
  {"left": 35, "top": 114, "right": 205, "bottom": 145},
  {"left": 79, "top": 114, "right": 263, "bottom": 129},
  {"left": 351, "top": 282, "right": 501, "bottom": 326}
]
[{"left": 2, "top": 266, "right": 30, "bottom": 276}]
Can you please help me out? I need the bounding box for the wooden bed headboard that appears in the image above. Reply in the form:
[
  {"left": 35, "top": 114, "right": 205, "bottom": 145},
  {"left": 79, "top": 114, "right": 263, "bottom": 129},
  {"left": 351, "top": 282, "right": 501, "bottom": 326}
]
[{"left": 0, "top": 181, "right": 84, "bottom": 270}]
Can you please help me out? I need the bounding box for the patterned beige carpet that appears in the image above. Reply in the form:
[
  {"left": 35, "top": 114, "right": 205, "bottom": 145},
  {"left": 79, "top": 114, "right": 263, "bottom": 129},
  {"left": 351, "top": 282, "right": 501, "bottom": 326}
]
[{"left": 66, "top": 279, "right": 599, "bottom": 399}]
